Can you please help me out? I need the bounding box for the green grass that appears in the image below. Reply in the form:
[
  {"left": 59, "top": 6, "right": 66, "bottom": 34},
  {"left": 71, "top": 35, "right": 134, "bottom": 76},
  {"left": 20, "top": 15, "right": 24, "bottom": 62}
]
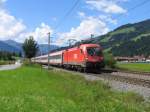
[
  {"left": 132, "top": 33, "right": 150, "bottom": 41},
  {"left": 100, "top": 36, "right": 111, "bottom": 42},
  {"left": 117, "top": 63, "right": 150, "bottom": 72},
  {"left": 110, "top": 27, "right": 135, "bottom": 35},
  {"left": 104, "top": 47, "right": 112, "bottom": 53},
  {"left": 100, "top": 27, "right": 135, "bottom": 43},
  {"left": 0, "top": 65, "right": 149, "bottom": 112}
]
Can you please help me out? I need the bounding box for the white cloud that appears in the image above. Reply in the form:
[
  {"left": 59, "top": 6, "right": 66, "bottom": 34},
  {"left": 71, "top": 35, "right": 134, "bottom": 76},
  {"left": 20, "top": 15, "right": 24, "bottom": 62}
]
[
  {"left": 78, "top": 11, "right": 86, "bottom": 18},
  {"left": 18, "top": 23, "right": 53, "bottom": 44},
  {"left": 55, "top": 16, "right": 109, "bottom": 46},
  {"left": 78, "top": 11, "right": 117, "bottom": 25},
  {"left": 0, "top": 10, "right": 26, "bottom": 40},
  {"left": 0, "top": 9, "right": 53, "bottom": 44},
  {"left": 86, "top": 0, "right": 126, "bottom": 14},
  {"left": 0, "top": 0, "right": 27, "bottom": 41},
  {"left": 99, "top": 15, "right": 117, "bottom": 24},
  {"left": 0, "top": 0, "right": 54, "bottom": 44}
]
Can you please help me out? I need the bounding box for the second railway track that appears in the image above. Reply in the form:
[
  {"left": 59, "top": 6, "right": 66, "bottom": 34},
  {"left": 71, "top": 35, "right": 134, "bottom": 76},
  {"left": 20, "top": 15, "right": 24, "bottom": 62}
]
[{"left": 91, "top": 72, "right": 150, "bottom": 88}]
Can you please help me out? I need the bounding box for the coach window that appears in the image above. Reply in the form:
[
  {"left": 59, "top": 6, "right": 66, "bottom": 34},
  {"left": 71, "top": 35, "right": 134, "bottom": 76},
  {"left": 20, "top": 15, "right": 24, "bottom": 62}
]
[{"left": 50, "top": 55, "right": 61, "bottom": 59}]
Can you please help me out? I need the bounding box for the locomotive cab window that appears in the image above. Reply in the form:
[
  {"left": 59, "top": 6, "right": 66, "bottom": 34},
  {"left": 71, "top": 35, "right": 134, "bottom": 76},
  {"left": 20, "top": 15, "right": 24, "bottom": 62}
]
[{"left": 87, "top": 47, "right": 102, "bottom": 56}]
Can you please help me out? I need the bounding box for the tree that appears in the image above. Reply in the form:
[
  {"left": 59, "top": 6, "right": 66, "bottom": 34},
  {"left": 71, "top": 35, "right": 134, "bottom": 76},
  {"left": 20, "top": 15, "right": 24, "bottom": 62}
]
[
  {"left": 22, "top": 36, "right": 39, "bottom": 60},
  {"left": 19, "top": 52, "right": 22, "bottom": 57}
]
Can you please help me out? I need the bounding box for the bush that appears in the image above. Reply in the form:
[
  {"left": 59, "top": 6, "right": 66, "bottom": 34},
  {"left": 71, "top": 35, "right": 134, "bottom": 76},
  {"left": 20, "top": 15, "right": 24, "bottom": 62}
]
[
  {"left": 0, "top": 51, "right": 19, "bottom": 61},
  {"left": 23, "top": 59, "right": 31, "bottom": 66},
  {"left": 103, "top": 52, "right": 116, "bottom": 68},
  {"left": 23, "top": 58, "right": 41, "bottom": 67}
]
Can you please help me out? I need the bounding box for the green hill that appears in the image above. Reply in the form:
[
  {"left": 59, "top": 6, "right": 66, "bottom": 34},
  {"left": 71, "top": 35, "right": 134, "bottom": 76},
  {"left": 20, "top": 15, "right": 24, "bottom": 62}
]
[{"left": 90, "top": 19, "right": 150, "bottom": 57}]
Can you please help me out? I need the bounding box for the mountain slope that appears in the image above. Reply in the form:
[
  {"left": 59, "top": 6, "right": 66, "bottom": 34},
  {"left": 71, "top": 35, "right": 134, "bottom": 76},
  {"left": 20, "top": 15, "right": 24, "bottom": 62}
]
[
  {"left": 0, "top": 41, "right": 21, "bottom": 53},
  {"left": 4, "top": 40, "right": 22, "bottom": 51},
  {"left": 38, "top": 44, "right": 59, "bottom": 55},
  {"left": 90, "top": 19, "right": 150, "bottom": 57},
  {"left": 0, "top": 40, "right": 59, "bottom": 55}
]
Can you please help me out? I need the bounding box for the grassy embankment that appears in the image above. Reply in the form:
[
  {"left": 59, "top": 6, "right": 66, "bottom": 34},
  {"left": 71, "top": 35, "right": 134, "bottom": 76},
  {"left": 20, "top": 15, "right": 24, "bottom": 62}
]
[
  {"left": 117, "top": 63, "right": 150, "bottom": 72},
  {"left": 0, "top": 65, "right": 149, "bottom": 112}
]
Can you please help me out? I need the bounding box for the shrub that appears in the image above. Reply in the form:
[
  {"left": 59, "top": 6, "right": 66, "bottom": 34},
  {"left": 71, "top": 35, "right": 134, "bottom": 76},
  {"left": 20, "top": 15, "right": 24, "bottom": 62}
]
[
  {"left": 23, "top": 58, "right": 41, "bottom": 67},
  {"left": 103, "top": 52, "right": 116, "bottom": 68}
]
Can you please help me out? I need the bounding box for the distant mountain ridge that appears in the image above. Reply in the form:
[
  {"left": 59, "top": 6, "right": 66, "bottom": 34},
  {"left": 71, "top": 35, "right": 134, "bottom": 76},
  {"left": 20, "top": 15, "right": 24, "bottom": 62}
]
[
  {"left": 4, "top": 40, "right": 22, "bottom": 51},
  {"left": 0, "top": 40, "right": 59, "bottom": 55},
  {"left": 89, "top": 19, "right": 150, "bottom": 57},
  {"left": 0, "top": 40, "right": 21, "bottom": 53},
  {"left": 38, "top": 44, "right": 59, "bottom": 55}
]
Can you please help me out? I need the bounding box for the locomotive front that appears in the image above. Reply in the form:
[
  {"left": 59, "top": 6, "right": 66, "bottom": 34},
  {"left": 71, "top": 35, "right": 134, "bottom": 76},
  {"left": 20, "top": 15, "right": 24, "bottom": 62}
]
[{"left": 81, "top": 44, "right": 105, "bottom": 69}]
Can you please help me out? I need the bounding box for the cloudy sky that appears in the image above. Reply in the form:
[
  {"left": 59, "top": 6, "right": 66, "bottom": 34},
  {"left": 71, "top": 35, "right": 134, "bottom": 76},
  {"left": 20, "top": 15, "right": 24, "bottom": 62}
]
[{"left": 0, "top": 0, "right": 150, "bottom": 46}]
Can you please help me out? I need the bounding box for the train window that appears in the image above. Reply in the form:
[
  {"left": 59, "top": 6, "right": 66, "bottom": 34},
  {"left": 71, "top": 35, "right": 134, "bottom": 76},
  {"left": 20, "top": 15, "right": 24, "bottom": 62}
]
[
  {"left": 49, "top": 55, "right": 61, "bottom": 59},
  {"left": 87, "top": 47, "right": 102, "bottom": 56}
]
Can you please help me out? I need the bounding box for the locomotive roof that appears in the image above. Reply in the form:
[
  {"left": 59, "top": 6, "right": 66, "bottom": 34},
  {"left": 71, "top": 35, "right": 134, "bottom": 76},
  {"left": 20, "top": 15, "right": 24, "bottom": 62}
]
[{"left": 50, "top": 43, "right": 100, "bottom": 53}]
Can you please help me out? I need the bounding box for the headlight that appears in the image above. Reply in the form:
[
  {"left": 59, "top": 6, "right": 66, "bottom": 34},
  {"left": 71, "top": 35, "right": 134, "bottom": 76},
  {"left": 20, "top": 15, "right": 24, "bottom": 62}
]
[{"left": 85, "top": 57, "right": 88, "bottom": 60}]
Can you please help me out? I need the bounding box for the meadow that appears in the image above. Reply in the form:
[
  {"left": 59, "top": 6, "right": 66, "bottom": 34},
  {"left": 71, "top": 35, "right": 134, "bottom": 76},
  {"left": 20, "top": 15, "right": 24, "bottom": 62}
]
[
  {"left": 0, "top": 65, "right": 149, "bottom": 112},
  {"left": 117, "top": 62, "right": 150, "bottom": 72}
]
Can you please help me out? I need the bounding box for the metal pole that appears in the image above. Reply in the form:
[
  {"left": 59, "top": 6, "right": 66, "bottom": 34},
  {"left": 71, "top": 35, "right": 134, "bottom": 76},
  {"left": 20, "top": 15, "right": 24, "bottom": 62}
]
[
  {"left": 48, "top": 32, "right": 50, "bottom": 69},
  {"left": 91, "top": 34, "right": 94, "bottom": 39}
]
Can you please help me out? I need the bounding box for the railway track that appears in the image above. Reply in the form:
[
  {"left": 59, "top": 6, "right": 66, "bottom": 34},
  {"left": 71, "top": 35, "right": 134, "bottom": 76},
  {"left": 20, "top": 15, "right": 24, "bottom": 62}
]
[
  {"left": 91, "top": 72, "right": 150, "bottom": 88},
  {"left": 46, "top": 66, "right": 150, "bottom": 88}
]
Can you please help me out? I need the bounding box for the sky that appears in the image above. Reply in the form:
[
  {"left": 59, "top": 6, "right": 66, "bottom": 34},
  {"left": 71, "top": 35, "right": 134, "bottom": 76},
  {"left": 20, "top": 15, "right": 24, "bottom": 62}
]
[{"left": 0, "top": 0, "right": 150, "bottom": 46}]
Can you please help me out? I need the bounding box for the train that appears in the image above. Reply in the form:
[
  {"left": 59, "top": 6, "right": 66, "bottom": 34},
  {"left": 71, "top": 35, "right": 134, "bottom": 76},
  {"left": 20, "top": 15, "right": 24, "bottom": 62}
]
[{"left": 32, "top": 43, "right": 105, "bottom": 72}]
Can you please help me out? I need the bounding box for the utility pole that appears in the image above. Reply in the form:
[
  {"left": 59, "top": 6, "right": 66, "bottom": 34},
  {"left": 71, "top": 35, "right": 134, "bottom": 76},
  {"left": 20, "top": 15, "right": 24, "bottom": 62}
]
[
  {"left": 47, "top": 32, "right": 50, "bottom": 69},
  {"left": 91, "top": 34, "right": 94, "bottom": 39}
]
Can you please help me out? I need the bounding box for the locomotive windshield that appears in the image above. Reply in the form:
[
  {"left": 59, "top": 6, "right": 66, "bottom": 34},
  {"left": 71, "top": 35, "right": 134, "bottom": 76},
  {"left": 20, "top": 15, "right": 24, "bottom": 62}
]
[{"left": 87, "top": 47, "right": 102, "bottom": 56}]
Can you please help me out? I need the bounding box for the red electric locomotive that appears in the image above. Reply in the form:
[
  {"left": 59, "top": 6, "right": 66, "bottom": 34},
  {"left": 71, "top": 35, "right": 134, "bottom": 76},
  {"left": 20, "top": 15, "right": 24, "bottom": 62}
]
[{"left": 63, "top": 44, "right": 104, "bottom": 71}]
